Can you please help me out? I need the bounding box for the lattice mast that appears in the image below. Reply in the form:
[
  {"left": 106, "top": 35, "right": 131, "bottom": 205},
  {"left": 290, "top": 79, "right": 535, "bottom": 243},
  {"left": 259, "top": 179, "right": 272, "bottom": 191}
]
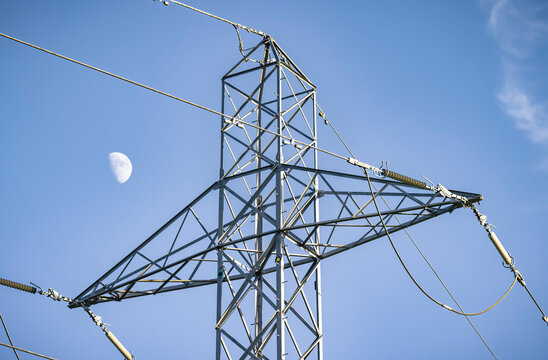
[
  {"left": 215, "top": 37, "right": 323, "bottom": 359},
  {"left": 2, "top": 4, "right": 547, "bottom": 359},
  {"left": 69, "top": 36, "right": 481, "bottom": 360}
]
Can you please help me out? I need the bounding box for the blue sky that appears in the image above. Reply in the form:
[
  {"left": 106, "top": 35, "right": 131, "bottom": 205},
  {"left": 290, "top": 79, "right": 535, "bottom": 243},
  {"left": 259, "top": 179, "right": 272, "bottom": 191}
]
[{"left": 1, "top": 1, "right": 548, "bottom": 359}]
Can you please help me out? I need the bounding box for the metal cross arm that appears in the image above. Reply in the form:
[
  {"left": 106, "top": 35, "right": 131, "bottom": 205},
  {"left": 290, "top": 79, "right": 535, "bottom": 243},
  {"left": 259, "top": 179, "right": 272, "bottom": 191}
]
[{"left": 70, "top": 164, "right": 481, "bottom": 308}]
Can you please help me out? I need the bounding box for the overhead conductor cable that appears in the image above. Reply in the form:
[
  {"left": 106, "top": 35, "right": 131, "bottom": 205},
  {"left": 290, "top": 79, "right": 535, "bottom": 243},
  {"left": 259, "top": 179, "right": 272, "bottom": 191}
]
[
  {"left": 0, "top": 311, "right": 21, "bottom": 360},
  {"left": 0, "top": 32, "right": 352, "bottom": 167},
  {"left": 161, "top": 0, "right": 267, "bottom": 37}
]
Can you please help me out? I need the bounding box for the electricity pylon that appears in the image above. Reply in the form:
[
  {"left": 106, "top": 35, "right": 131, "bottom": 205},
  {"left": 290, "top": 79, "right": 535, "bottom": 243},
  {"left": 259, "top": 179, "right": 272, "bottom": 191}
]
[{"left": 70, "top": 37, "right": 481, "bottom": 359}]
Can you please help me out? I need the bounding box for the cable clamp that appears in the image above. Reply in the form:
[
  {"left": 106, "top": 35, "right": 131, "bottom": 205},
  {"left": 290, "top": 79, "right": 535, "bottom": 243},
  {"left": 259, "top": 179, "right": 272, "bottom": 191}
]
[
  {"left": 437, "top": 183, "right": 453, "bottom": 198},
  {"left": 31, "top": 282, "right": 72, "bottom": 302},
  {"left": 434, "top": 183, "right": 470, "bottom": 205},
  {"left": 512, "top": 269, "right": 526, "bottom": 287},
  {"left": 224, "top": 118, "right": 244, "bottom": 128},
  {"left": 83, "top": 306, "right": 110, "bottom": 331},
  {"left": 347, "top": 158, "right": 380, "bottom": 172},
  {"left": 543, "top": 315, "right": 548, "bottom": 325},
  {"left": 318, "top": 111, "right": 329, "bottom": 124},
  {"left": 375, "top": 161, "right": 389, "bottom": 177},
  {"left": 347, "top": 157, "right": 358, "bottom": 166},
  {"left": 283, "top": 139, "right": 303, "bottom": 150}
]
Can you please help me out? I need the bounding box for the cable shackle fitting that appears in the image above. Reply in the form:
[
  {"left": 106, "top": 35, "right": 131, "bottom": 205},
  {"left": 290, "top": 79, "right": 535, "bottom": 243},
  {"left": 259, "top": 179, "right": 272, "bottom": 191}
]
[
  {"left": 40, "top": 288, "right": 72, "bottom": 302},
  {"left": 512, "top": 269, "right": 526, "bottom": 287},
  {"left": 434, "top": 184, "right": 470, "bottom": 204},
  {"left": 0, "top": 277, "right": 72, "bottom": 302},
  {"left": 26, "top": 282, "right": 73, "bottom": 303}
]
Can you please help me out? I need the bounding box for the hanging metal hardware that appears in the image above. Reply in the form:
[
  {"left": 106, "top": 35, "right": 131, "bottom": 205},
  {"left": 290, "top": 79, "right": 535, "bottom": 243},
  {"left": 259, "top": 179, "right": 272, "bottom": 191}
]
[
  {"left": 0, "top": 277, "right": 137, "bottom": 355},
  {"left": 82, "top": 306, "right": 135, "bottom": 360}
]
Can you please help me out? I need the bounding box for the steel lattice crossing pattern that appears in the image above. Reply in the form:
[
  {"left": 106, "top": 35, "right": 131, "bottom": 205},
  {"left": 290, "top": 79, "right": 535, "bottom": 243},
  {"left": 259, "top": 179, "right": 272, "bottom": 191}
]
[{"left": 72, "top": 38, "right": 480, "bottom": 360}]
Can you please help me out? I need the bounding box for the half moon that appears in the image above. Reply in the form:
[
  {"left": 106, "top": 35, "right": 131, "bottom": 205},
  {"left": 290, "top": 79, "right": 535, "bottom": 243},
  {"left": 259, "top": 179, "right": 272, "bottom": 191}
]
[{"left": 108, "top": 152, "right": 132, "bottom": 184}]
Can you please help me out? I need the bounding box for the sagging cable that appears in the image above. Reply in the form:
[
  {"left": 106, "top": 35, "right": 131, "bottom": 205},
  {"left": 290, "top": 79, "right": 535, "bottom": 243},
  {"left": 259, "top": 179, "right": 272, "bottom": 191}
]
[
  {"left": 430, "top": 181, "right": 548, "bottom": 326},
  {"left": 360, "top": 169, "right": 518, "bottom": 317},
  {"left": 468, "top": 204, "right": 548, "bottom": 326},
  {"left": 83, "top": 306, "right": 135, "bottom": 360}
]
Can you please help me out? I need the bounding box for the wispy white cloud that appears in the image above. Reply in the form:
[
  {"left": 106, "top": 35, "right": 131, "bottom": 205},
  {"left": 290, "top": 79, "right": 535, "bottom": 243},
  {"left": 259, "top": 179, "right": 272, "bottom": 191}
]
[
  {"left": 485, "top": 0, "right": 548, "bottom": 150},
  {"left": 488, "top": 0, "right": 548, "bottom": 57},
  {"left": 498, "top": 70, "right": 548, "bottom": 143}
]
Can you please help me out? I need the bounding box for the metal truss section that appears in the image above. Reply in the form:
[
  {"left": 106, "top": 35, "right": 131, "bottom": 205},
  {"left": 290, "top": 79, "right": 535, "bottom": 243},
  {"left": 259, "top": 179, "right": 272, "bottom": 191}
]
[
  {"left": 72, "top": 38, "right": 482, "bottom": 360},
  {"left": 71, "top": 166, "right": 480, "bottom": 305}
]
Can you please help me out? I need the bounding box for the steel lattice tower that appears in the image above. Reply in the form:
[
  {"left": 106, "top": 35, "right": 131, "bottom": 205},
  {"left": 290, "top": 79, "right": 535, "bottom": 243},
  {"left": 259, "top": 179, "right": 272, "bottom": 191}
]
[{"left": 70, "top": 37, "right": 481, "bottom": 359}]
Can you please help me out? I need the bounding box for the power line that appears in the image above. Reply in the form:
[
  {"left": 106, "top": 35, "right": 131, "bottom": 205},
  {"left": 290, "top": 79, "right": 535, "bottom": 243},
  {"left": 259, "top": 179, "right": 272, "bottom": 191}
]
[
  {"left": 400, "top": 232, "right": 498, "bottom": 356},
  {"left": 0, "top": 5, "right": 528, "bottom": 355},
  {"left": 0, "top": 32, "right": 352, "bottom": 166},
  {"left": 0, "top": 311, "right": 56, "bottom": 360},
  {"left": 0, "top": 32, "right": 225, "bottom": 118},
  {"left": 0, "top": 342, "right": 57, "bottom": 360},
  {"left": 0, "top": 312, "right": 20, "bottom": 360},
  {"left": 374, "top": 190, "right": 499, "bottom": 358},
  {"left": 166, "top": 0, "right": 267, "bottom": 37}
]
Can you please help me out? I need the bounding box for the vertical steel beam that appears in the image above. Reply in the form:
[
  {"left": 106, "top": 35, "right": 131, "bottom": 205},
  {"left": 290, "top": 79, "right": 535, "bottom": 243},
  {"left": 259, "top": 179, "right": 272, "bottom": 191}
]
[
  {"left": 312, "top": 90, "right": 323, "bottom": 359},
  {"left": 216, "top": 79, "right": 227, "bottom": 360},
  {"left": 254, "top": 42, "right": 270, "bottom": 358},
  {"left": 275, "top": 61, "right": 286, "bottom": 360}
]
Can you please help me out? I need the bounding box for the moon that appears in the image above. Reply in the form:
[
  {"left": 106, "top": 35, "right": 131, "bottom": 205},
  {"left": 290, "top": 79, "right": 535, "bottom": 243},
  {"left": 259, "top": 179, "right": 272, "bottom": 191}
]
[{"left": 108, "top": 152, "right": 132, "bottom": 184}]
